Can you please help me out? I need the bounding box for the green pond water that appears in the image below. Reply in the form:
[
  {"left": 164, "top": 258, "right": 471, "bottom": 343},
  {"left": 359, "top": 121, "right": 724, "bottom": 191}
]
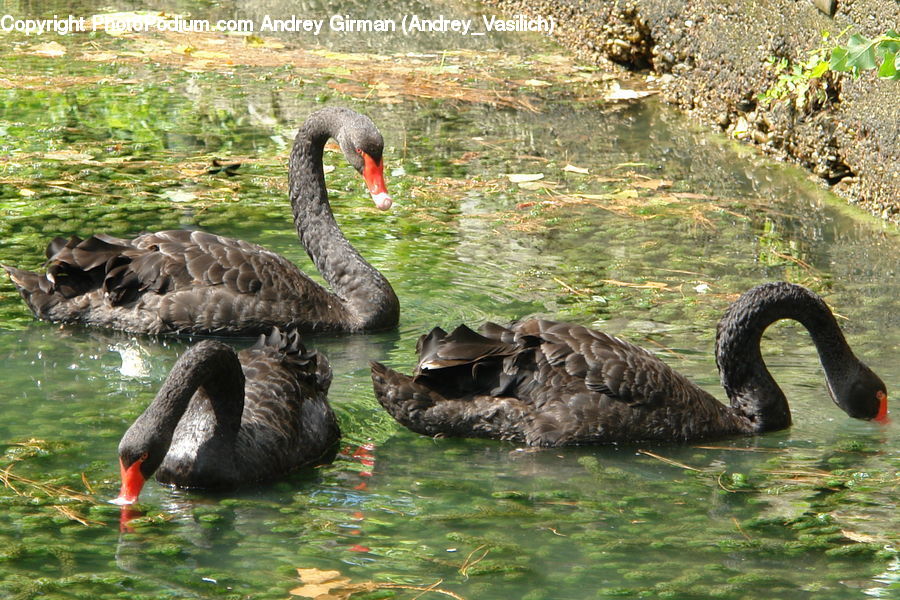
[{"left": 0, "top": 2, "right": 898, "bottom": 599}]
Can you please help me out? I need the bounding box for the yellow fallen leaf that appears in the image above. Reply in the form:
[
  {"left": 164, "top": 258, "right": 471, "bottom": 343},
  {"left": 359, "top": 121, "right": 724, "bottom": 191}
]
[
  {"left": 43, "top": 150, "right": 93, "bottom": 161},
  {"left": 288, "top": 581, "right": 350, "bottom": 598},
  {"left": 671, "top": 192, "right": 714, "bottom": 200},
  {"left": 600, "top": 279, "right": 671, "bottom": 290},
  {"left": 841, "top": 530, "right": 882, "bottom": 544},
  {"left": 631, "top": 178, "right": 673, "bottom": 190},
  {"left": 612, "top": 189, "right": 639, "bottom": 199},
  {"left": 603, "top": 82, "right": 658, "bottom": 101},
  {"left": 244, "top": 35, "right": 284, "bottom": 48},
  {"left": 80, "top": 51, "right": 119, "bottom": 62},
  {"left": 505, "top": 173, "right": 544, "bottom": 183},
  {"left": 570, "top": 193, "right": 612, "bottom": 201},
  {"left": 311, "top": 49, "right": 390, "bottom": 62},
  {"left": 518, "top": 180, "right": 558, "bottom": 190},
  {"left": 563, "top": 164, "right": 589, "bottom": 174},
  {"left": 321, "top": 66, "right": 352, "bottom": 76},
  {"left": 523, "top": 79, "right": 551, "bottom": 87},
  {"left": 296, "top": 568, "right": 344, "bottom": 585},
  {"left": 162, "top": 190, "right": 196, "bottom": 203},
  {"left": 19, "top": 188, "right": 36, "bottom": 197},
  {"left": 290, "top": 568, "right": 352, "bottom": 598},
  {"left": 30, "top": 42, "right": 66, "bottom": 57},
  {"left": 191, "top": 50, "right": 230, "bottom": 60}
]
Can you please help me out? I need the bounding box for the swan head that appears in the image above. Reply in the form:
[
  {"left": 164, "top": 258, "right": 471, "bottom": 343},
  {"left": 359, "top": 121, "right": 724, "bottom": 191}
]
[
  {"left": 828, "top": 362, "right": 889, "bottom": 423},
  {"left": 113, "top": 434, "right": 167, "bottom": 505},
  {"left": 336, "top": 113, "right": 392, "bottom": 210}
]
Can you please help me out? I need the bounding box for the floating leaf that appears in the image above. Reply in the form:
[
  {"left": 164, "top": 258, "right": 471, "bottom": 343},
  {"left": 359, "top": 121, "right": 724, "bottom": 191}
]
[
  {"left": 517, "top": 180, "right": 558, "bottom": 190},
  {"left": 288, "top": 567, "right": 467, "bottom": 600},
  {"left": 245, "top": 35, "right": 284, "bottom": 49},
  {"left": 192, "top": 50, "right": 230, "bottom": 60},
  {"left": 841, "top": 530, "right": 883, "bottom": 544},
  {"left": 173, "top": 44, "right": 197, "bottom": 55},
  {"left": 670, "top": 192, "right": 714, "bottom": 200},
  {"left": 162, "top": 190, "right": 197, "bottom": 203},
  {"left": 290, "top": 568, "right": 351, "bottom": 599},
  {"left": 321, "top": 66, "right": 352, "bottom": 76},
  {"left": 80, "top": 51, "right": 119, "bottom": 62},
  {"left": 612, "top": 189, "right": 639, "bottom": 200},
  {"left": 603, "top": 82, "right": 657, "bottom": 101},
  {"left": 505, "top": 173, "right": 544, "bottom": 183},
  {"left": 296, "top": 568, "right": 345, "bottom": 585},
  {"left": 29, "top": 42, "right": 66, "bottom": 57},
  {"left": 631, "top": 178, "right": 673, "bottom": 190},
  {"left": 43, "top": 150, "right": 93, "bottom": 161},
  {"left": 570, "top": 193, "right": 611, "bottom": 201}
]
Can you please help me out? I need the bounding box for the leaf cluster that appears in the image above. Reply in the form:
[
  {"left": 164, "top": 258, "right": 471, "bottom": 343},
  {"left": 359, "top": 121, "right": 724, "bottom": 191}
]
[
  {"left": 830, "top": 30, "right": 900, "bottom": 79},
  {"left": 759, "top": 29, "right": 899, "bottom": 108}
]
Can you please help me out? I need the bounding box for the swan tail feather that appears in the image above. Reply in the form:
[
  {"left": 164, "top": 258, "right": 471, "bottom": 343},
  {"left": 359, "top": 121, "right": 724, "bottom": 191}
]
[
  {"left": 255, "top": 326, "right": 332, "bottom": 392},
  {"left": 371, "top": 361, "right": 446, "bottom": 434},
  {"left": 371, "top": 361, "right": 534, "bottom": 443},
  {"left": 4, "top": 264, "right": 61, "bottom": 318}
]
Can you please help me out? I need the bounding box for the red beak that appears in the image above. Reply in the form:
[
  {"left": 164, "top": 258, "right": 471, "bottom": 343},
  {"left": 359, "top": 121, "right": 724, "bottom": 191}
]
[
  {"left": 874, "top": 391, "right": 889, "bottom": 424},
  {"left": 361, "top": 151, "right": 392, "bottom": 210},
  {"left": 113, "top": 457, "right": 146, "bottom": 505}
]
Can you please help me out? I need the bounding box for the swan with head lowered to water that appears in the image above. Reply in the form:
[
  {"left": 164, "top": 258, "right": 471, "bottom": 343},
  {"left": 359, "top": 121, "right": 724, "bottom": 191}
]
[
  {"left": 371, "top": 283, "right": 888, "bottom": 445},
  {"left": 114, "top": 327, "right": 340, "bottom": 504}
]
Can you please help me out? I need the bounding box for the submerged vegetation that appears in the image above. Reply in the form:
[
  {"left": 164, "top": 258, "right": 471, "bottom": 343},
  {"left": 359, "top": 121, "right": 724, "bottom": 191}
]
[{"left": 0, "top": 7, "right": 897, "bottom": 600}]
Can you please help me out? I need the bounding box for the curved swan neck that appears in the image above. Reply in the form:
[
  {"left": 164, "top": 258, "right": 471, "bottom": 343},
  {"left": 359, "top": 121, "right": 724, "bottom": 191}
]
[
  {"left": 125, "top": 341, "right": 245, "bottom": 458},
  {"left": 288, "top": 107, "right": 399, "bottom": 330},
  {"left": 715, "top": 282, "right": 858, "bottom": 432}
]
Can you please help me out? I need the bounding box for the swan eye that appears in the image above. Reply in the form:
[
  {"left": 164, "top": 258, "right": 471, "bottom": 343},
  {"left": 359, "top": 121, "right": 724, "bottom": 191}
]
[
  {"left": 355, "top": 148, "right": 363, "bottom": 156},
  {"left": 139, "top": 452, "right": 149, "bottom": 462}
]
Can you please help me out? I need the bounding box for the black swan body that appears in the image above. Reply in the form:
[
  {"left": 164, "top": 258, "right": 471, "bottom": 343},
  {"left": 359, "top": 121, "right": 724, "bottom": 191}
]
[
  {"left": 115, "top": 328, "right": 340, "bottom": 504},
  {"left": 371, "top": 283, "right": 888, "bottom": 446},
  {"left": 4, "top": 106, "right": 399, "bottom": 335}
]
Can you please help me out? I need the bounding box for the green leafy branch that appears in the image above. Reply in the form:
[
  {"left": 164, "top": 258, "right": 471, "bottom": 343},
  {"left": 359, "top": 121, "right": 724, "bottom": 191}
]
[
  {"left": 830, "top": 30, "right": 900, "bottom": 78},
  {"left": 760, "top": 29, "right": 899, "bottom": 108}
]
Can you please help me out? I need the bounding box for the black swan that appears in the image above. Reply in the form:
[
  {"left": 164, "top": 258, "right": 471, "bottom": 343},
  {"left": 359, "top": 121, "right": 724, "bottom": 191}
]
[
  {"left": 371, "top": 283, "right": 888, "bottom": 446},
  {"left": 114, "top": 328, "right": 340, "bottom": 504},
  {"left": 4, "top": 106, "right": 399, "bottom": 335}
]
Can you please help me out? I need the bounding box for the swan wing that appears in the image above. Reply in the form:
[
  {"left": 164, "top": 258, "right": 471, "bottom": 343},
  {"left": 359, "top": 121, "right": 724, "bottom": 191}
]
[
  {"left": 35, "top": 230, "right": 332, "bottom": 334},
  {"left": 236, "top": 332, "right": 339, "bottom": 477},
  {"left": 508, "top": 319, "right": 673, "bottom": 408}
]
